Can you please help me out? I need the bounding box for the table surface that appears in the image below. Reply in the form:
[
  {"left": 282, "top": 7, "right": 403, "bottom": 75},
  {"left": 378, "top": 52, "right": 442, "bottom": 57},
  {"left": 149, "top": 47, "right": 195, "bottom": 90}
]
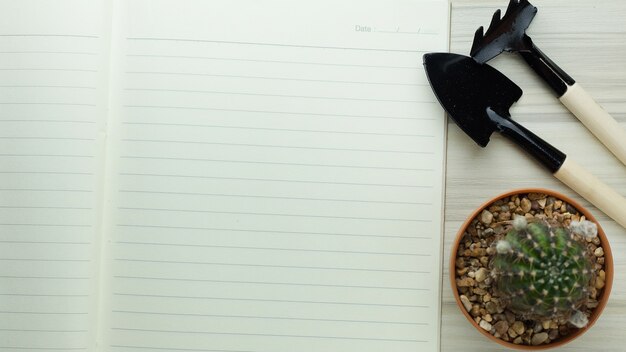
[{"left": 442, "top": 1, "right": 626, "bottom": 351}]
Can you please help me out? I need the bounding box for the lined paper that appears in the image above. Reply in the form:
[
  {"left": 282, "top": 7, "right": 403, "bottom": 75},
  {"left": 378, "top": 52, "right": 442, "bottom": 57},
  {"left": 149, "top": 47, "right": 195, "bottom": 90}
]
[
  {"left": 102, "top": 1, "right": 448, "bottom": 351},
  {"left": 0, "top": 0, "right": 109, "bottom": 350}
]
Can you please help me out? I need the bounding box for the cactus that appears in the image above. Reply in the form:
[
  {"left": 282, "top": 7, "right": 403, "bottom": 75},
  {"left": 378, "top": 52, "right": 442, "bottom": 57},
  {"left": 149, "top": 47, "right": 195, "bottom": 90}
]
[{"left": 491, "top": 216, "right": 596, "bottom": 327}]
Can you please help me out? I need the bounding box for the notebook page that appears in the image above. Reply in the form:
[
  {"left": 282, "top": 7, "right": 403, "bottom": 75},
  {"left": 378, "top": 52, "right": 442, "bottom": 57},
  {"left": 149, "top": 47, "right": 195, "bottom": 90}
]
[
  {"left": 102, "top": 0, "right": 448, "bottom": 351},
  {"left": 0, "top": 0, "right": 110, "bottom": 350}
]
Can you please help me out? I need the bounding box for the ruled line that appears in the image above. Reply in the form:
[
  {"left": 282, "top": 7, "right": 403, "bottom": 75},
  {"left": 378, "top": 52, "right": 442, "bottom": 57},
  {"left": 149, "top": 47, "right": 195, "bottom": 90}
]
[
  {"left": 112, "top": 327, "right": 426, "bottom": 343},
  {"left": 0, "top": 188, "right": 92, "bottom": 192},
  {"left": 113, "top": 292, "right": 428, "bottom": 308},
  {"left": 0, "top": 171, "right": 93, "bottom": 175},
  {"left": 0, "top": 310, "right": 88, "bottom": 315},
  {"left": 113, "top": 275, "right": 428, "bottom": 291},
  {"left": 0, "top": 153, "right": 93, "bottom": 158},
  {"left": 0, "top": 68, "right": 97, "bottom": 73},
  {"left": 111, "top": 345, "right": 251, "bottom": 352},
  {"left": 0, "top": 240, "right": 90, "bottom": 244},
  {"left": 124, "top": 104, "right": 430, "bottom": 121},
  {"left": 0, "top": 34, "right": 98, "bottom": 38},
  {"left": 115, "top": 241, "right": 429, "bottom": 256},
  {"left": 0, "top": 120, "right": 95, "bottom": 124},
  {"left": 0, "top": 258, "right": 89, "bottom": 262},
  {"left": 121, "top": 138, "right": 432, "bottom": 155},
  {"left": 112, "top": 310, "right": 426, "bottom": 326},
  {"left": 0, "top": 136, "right": 95, "bottom": 141},
  {"left": 119, "top": 172, "right": 431, "bottom": 189},
  {"left": 0, "top": 102, "right": 96, "bottom": 107},
  {"left": 0, "top": 206, "right": 91, "bottom": 210},
  {"left": 0, "top": 276, "right": 89, "bottom": 280},
  {"left": 114, "top": 258, "right": 428, "bottom": 274},
  {"left": 116, "top": 224, "right": 430, "bottom": 240},
  {"left": 125, "top": 71, "right": 421, "bottom": 86},
  {"left": 124, "top": 87, "right": 428, "bottom": 104},
  {"left": 126, "top": 54, "right": 419, "bottom": 70},
  {"left": 126, "top": 37, "right": 426, "bottom": 54},
  {"left": 118, "top": 206, "right": 430, "bottom": 223},
  {"left": 0, "top": 85, "right": 95, "bottom": 89},
  {"left": 0, "top": 293, "right": 88, "bottom": 297},
  {"left": 122, "top": 122, "right": 433, "bottom": 137},
  {"left": 0, "top": 205, "right": 93, "bottom": 210},
  {"left": 120, "top": 155, "right": 431, "bottom": 171},
  {"left": 374, "top": 29, "right": 438, "bottom": 36},
  {"left": 0, "top": 347, "right": 87, "bottom": 351},
  {"left": 0, "top": 328, "right": 88, "bottom": 333},
  {"left": 0, "top": 51, "right": 96, "bottom": 55},
  {"left": 119, "top": 189, "right": 431, "bottom": 206}
]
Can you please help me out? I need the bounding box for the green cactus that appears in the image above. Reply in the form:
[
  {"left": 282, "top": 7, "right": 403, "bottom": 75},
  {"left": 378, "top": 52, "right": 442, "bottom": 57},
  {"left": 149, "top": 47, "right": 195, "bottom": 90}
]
[{"left": 491, "top": 216, "right": 596, "bottom": 326}]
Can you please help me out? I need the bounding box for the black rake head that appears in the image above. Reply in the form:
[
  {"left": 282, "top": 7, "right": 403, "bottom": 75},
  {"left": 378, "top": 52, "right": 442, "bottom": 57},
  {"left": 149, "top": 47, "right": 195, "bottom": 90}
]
[{"left": 470, "top": 0, "right": 537, "bottom": 63}]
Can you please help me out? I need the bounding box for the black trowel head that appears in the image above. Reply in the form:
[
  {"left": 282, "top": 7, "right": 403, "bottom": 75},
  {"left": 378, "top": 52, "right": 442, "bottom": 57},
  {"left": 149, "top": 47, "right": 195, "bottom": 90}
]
[{"left": 423, "top": 52, "right": 523, "bottom": 147}]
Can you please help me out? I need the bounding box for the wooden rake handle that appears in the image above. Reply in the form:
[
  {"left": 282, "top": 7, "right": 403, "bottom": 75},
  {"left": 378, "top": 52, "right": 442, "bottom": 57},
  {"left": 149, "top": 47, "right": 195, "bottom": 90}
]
[{"left": 560, "top": 83, "right": 626, "bottom": 167}]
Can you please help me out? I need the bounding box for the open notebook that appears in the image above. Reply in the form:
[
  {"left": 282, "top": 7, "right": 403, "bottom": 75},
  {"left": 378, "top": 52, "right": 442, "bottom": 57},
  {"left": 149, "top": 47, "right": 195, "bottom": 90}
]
[{"left": 0, "top": 0, "right": 449, "bottom": 350}]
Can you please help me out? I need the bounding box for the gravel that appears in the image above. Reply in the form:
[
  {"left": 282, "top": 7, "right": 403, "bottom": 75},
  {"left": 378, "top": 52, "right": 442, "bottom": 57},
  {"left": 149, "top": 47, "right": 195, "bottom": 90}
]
[{"left": 454, "top": 192, "right": 606, "bottom": 347}]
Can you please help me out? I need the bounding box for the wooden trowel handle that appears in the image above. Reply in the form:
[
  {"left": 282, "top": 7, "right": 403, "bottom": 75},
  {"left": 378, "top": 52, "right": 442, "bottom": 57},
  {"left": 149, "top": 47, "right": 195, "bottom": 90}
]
[
  {"left": 560, "top": 83, "right": 626, "bottom": 166},
  {"left": 555, "top": 158, "right": 626, "bottom": 228}
]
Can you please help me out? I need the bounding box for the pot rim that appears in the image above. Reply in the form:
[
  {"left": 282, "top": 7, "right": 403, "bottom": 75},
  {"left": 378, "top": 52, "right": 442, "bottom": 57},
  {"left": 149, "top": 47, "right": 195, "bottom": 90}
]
[{"left": 449, "top": 188, "right": 614, "bottom": 350}]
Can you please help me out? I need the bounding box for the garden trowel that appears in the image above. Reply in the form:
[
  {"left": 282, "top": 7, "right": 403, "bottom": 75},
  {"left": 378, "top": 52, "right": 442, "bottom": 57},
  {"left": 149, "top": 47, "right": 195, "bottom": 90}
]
[
  {"left": 470, "top": 0, "right": 626, "bottom": 167},
  {"left": 423, "top": 52, "right": 626, "bottom": 229}
]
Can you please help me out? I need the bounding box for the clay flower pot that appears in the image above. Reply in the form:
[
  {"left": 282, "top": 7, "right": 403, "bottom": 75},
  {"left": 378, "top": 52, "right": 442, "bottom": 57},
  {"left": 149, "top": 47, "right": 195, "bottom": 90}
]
[{"left": 450, "top": 188, "right": 613, "bottom": 350}]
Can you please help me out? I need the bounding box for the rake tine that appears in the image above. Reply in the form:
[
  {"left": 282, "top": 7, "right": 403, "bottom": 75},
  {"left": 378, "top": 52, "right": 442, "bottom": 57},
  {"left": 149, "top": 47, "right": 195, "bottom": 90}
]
[
  {"left": 470, "top": 26, "right": 485, "bottom": 57},
  {"left": 485, "top": 9, "right": 502, "bottom": 36}
]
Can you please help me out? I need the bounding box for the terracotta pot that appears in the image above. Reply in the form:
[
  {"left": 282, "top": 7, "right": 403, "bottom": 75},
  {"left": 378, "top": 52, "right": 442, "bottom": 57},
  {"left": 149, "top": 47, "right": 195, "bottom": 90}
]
[{"left": 450, "top": 188, "right": 614, "bottom": 350}]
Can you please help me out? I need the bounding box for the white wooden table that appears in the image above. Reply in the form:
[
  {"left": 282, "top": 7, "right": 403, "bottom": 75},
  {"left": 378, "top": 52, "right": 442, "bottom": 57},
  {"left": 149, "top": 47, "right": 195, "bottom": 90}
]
[{"left": 443, "top": 1, "right": 626, "bottom": 350}]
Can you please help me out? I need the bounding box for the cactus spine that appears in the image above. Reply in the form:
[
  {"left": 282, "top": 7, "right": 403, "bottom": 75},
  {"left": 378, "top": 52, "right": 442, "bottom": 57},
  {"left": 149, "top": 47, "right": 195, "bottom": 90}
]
[{"left": 491, "top": 216, "right": 595, "bottom": 325}]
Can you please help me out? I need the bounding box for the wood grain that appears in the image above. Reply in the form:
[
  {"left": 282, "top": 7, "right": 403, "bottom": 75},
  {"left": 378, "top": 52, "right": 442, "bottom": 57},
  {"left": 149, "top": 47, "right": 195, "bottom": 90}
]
[{"left": 443, "top": 1, "right": 626, "bottom": 351}]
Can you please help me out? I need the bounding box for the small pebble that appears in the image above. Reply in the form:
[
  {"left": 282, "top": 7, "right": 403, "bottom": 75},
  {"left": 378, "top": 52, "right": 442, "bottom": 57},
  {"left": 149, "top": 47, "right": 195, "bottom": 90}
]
[
  {"left": 475, "top": 268, "right": 488, "bottom": 283},
  {"left": 554, "top": 200, "right": 563, "bottom": 210},
  {"left": 498, "top": 211, "right": 511, "bottom": 221},
  {"left": 511, "top": 321, "right": 525, "bottom": 335},
  {"left": 470, "top": 305, "right": 480, "bottom": 317},
  {"left": 479, "top": 320, "right": 492, "bottom": 331},
  {"left": 549, "top": 329, "right": 559, "bottom": 340},
  {"left": 520, "top": 198, "right": 532, "bottom": 213},
  {"left": 457, "top": 277, "right": 475, "bottom": 287},
  {"left": 482, "top": 293, "right": 491, "bottom": 303},
  {"left": 531, "top": 332, "right": 549, "bottom": 346},
  {"left": 594, "top": 247, "right": 604, "bottom": 257},
  {"left": 480, "top": 210, "right": 494, "bottom": 225},
  {"left": 566, "top": 204, "right": 577, "bottom": 214},
  {"left": 479, "top": 256, "right": 489, "bottom": 267},
  {"left": 494, "top": 321, "right": 509, "bottom": 335},
  {"left": 505, "top": 311, "right": 515, "bottom": 324},
  {"left": 473, "top": 287, "right": 487, "bottom": 295},
  {"left": 537, "top": 198, "right": 547, "bottom": 209},
  {"left": 528, "top": 193, "right": 547, "bottom": 200},
  {"left": 595, "top": 277, "right": 605, "bottom": 289},
  {"left": 485, "top": 301, "right": 497, "bottom": 314},
  {"left": 460, "top": 295, "right": 472, "bottom": 312}
]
